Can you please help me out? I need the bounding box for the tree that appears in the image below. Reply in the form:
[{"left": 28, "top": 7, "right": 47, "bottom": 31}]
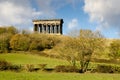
[
  {"left": 109, "top": 39, "right": 120, "bottom": 60},
  {"left": 78, "top": 29, "right": 105, "bottom": 72},
  {"left": 58, "top": 37, "right": 78, "bottom": 67},
  {"left": 58, "top": 29, "right": 105, "bottom": 73},
  {"left": 29, "top": 34, "right": 47, "bottom": 51},
  {"left": 29, "top": 34, "right": 60, "bottom": 51},
  {"left": 0, "top": 26, "right": 18, "bottom": 35},
  {"left": 0, "top": 27, "right": 6, "bottom": 34},
  {"left": 0, "top": 33, "right": 12, "bottom": 53},
  {"left": 10, "top": 34, "right": 30, "bottom": 51},
  {"left": 7, "top": 26, "right": 18, "bottom": 34}
]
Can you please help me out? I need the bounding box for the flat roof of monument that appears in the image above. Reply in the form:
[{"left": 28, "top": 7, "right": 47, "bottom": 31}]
[{"left": 33, "top": 19, "right": 63, "bottom": 22}]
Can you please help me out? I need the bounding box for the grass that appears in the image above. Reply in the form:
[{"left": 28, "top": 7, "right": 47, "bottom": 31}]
[
  {"left": 0, "top": 53, "right": 119, "bottom": 69},
  {"left": 0, "top": 53, "right": 68, "bottom": 68},
  {"left": 0, "top": 71, "right": 120, "bottom": 80},
  {"left": 0, "top": 53, "right": 120, "bottom": 80}
]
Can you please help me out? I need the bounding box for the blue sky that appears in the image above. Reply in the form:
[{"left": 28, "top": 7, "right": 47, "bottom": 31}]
[{"left": 0, "top": 0, "right": 120, "bottom": 38}]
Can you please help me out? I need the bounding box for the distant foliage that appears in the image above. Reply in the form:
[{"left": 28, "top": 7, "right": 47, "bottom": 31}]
[
  {"left": 0, "top": 26, "right": 18, "bottom": 35},
  {"left": 29, "top": 34, "right": 60, "bottom": 51},
  {"left": 0, "top": 26, "right": 18, "bottom": 53},
  {"left": 0, "top": 33, "right": 13, "bottom": 53},
  {"left": 0, "top": 27, "right": 6, "bottom": 34},
  {"left": 109, "top": 39, "right": 120, "bottom": 59},
  {"left": 10, "top": 34, "right": 30, "bottom": 51},
  {"left": 7, "top": 26, "right": 18, "bottom": 34}
]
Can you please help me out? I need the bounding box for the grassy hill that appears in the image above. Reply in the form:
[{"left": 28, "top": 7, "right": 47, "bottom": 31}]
[
  {"left": 0, "top": 52, "right": 120, "bottom": 80},
  {"left": 0, "top": 53, "right": 68, "bottom": 68}
]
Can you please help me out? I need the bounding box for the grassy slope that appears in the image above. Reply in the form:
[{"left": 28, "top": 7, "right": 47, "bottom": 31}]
[
  {"left": 0, "top": 53, "right": 68, "bottom": 68},
  {"left": 0, "top": 71, "right": 120, "bottom": 80},
  {"left": 0, "top": 53, "right": 120, "bottom": 80},
  {"left": 0, "top": 53, "right": 119, "bottom": 68}
]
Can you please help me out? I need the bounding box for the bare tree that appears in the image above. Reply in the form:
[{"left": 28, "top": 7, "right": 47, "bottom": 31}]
[{"left": 58, "top": 29, "right": 105, "bottom": 73}]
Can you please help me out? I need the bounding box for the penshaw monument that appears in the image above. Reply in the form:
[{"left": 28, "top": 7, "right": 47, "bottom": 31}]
[{"left": 33, "top": 19, "right": 63, "bottom": 35}]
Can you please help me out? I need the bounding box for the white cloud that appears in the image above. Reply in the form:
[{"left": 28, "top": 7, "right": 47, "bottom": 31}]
[
  {"left": 0, "top": 0, "right": 42, "bottom": 30},
  {"left": 0, "top": 0, "right": 81, "bottom": 31},
  {"left": 84, "top": 0, "right": 120, "bottom": 33},
  {"left": 68, "top": 19, "right": 78, "bottom": 29}
]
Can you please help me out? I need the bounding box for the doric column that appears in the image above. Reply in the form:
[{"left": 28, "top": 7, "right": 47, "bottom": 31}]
[
  {"left": 44, "top": 25, "right": 47, "bottom": 33},
  {"left": 56, "top": 25, "right": 59, "bottom": 33},
  {"left": 54, "top": 25, "right": 56, "bottom": 33},
  {"left": 45, "top": 24, "right": 48, "bottom": 33},
  {"left": 39, "top": 24, "right": 42, "bottom": 33},
  {"left": 48, "top": 25, "right": 50, "bottom": 33},
  {"left": 52, "top": 25, "right": 54, "bottom": 33},
  {"left": 55, "top": 25, "right": 57, "bottom": 33},
  {"left": 34, "top": 24, "right": 39, "bottom": 32},
  {"left": 42, "top": 24, "right": 44, "bottom": 33},
  {"left": 50, "top": 25, "right": 52, "bottom": 33},
  {"left": 37, "top": 24, "right": 39, "bottom": 32},
  {"left": 58, "top": 24, "right": 60, "bottom": 34},
  {"left": 60, "top": 24, "right": 62, "bottom": 34}
]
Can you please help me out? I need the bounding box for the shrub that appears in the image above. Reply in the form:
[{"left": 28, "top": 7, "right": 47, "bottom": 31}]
[
  {"left": 96, "top": 64, "right": 113, "bottom": 73},
  {"left": 9, "top": 65, "right": 22, "bottom": 72},
  {"left": 29, "top": 34, "right": 46, "bottom": 51},
  {"left": 29, "top": 34, "right": 61, "bottom": 51},
  {"left": 38, "top": 64, "right": 47, "bottom": 71},
  {"left": 109, "top": 40, "right": 120, "bottom": 59},
  {"left": 96, "top": 64, "right": 120, "bottom": 73},
  {"left": 0, "top": 60, "right": 12, "bottom": 70},
  {"left": 0, "top": 33, "right": 13, "bottom": 53},
  {"left": 10, "top": 34, "right": 30, "bottom": 51},
  {"left": 0, "top": 60, "right": 11, "bottom": 70},
  {"left": 0, "top": 60, "right": 22, "bottom": 71},
  {"left": 55, "top": 65, "right": 78, "bottom": 72},
  {"left": 24, "top": 64, "right": 34, "bottom": 72}
]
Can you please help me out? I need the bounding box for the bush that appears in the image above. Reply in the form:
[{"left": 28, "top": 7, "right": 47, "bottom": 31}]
[
  {"left": 29, "top": 34, "right": 46, "bottom": 51},
  {"left": 96, "top": 64, "right": 113, "bottom": 73},
  {"left": 0, "top": 60, "right": 22, "bottom": 71},
  {"left": 55, "top": 65, "right": 78, "bottom": 72},
  {"left": 0, "top": 60, "right": 11, "bottom": 70},
  {"left": 24, "top": 64, "right": 35, "bottom": 72},
  {"left": 10, "top": 34, "right": 30, "bottom": 51},
  {"left": 109, "top": 40, "right": 120, "bottom": 59},
  {"left": 9, "top": 65, "right": 22, "bottom": 72},
  {"left": 96, "top": 64, "right": 120, "bottom": 73},
  {"left": 0, "top": 33, "right": 13, "bottom": 53},
  {"left": 29, "top": 34, "right": 61, "bottom": 51},
  {"left": 38, "top": 64, "right": 47, "bottom": 70}
]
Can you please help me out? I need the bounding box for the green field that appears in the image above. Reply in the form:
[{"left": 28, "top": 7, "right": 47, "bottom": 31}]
[
  {"left": 0, "top": 71, "right": 120, "bottom": 80},
  {"left": 0, "top": 53, "right": 68, "bottom": 68},
  {"left": 0, "top": 53, "right": 120, "bottom": 80}
]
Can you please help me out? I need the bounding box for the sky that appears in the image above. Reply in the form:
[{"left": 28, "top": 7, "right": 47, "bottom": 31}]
[{"left": 0, "top": 0, "right": 120, "bottom": 38}]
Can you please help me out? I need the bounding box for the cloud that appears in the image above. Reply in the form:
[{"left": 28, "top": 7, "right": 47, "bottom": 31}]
[
  {"left": 84, "top": 0, "right": 120, "bottom": 33},
  {"left": 0, "top": 0, "right": 42, "bottom": 30},
  {"left": 68, "top": 19, "right": 79, "bottom": 29},
  {"left": 0, "top": 0, "right": 81, "bottom": 31}
]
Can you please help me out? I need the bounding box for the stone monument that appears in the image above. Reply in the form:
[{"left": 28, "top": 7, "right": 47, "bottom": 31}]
[{"left": 33, "top": 19, "right": 63, "bottom": 34}]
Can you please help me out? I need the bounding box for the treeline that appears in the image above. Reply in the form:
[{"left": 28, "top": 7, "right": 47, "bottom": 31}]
[
  {"left": 0, "top": 26, "right": 60, "bottom": 53},
  {"left": 0, "top": 26, "right": 120, "bottom": 73}
]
